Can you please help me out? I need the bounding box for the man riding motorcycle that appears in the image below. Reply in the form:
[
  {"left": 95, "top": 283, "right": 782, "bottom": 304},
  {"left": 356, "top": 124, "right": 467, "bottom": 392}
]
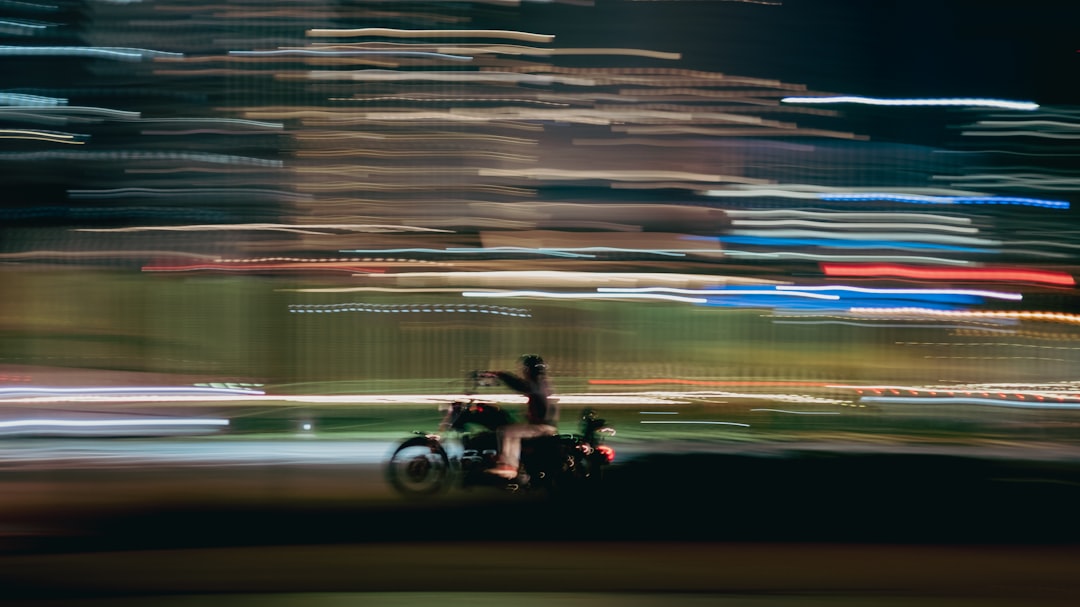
[{"left": 479, "top": 354, "right": 558, "bottom": 480}]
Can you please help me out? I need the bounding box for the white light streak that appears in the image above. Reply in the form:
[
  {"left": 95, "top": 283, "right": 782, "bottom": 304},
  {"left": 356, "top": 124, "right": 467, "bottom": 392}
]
[
  {"left": 750, "top": 408, "right": 840, "bottom": 415},
  {"left": 0, "top": 418, "right": 229, "bottom": 429},
  {"left": 75, "top": 223, "right": 450, "bottom": 234},
  {"left": 860, "top": 397, "right": 1080, "bottom": 410},
  {"left": 775, "top": 285, "right": 1023, "bottom": 301},
  {"left": 597, "top": 287, "right": 840, "bottom": 300},
  {"left": 0, "top": 386, "right": 264, "bottom": 397},
  {"left": 462, "top": 290, "right": 708, "bottom": 303},
  {"left": 640, "top": 421, "right": 750, "bottom": 427},
  {"left": 782, "top": 96, "right": 1040, "bottom": 111},
  {"left": 306, "top": 28, "right": 555, "bottom": 43}
]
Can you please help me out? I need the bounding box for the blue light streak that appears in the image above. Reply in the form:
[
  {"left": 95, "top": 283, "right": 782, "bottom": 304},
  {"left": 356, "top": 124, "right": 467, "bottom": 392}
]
[
  {"left": 0, "top": 46, "right": 183, "bottom": 61},
  {"left": 819, "top": 193, "right": 1069, "bottom": 209}
]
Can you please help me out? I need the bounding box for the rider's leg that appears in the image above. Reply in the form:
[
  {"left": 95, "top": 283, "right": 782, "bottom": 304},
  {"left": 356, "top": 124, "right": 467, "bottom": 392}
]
[{"left": 488, "top": 423, "right": 556, "bottom": 478}]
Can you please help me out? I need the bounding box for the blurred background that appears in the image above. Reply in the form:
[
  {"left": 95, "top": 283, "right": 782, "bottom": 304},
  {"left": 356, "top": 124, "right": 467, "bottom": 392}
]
[
  {"left": 3, "top": 0, "right": 1080, "bottom": 604},
  {"left": 2, "top": 0, "right": 1079, "bottom": 443}
]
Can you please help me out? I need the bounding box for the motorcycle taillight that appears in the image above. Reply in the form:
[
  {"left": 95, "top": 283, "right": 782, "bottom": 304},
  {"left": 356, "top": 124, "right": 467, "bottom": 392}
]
[{"left": 596, "top": 444, "right": 615, "bottom": 463}]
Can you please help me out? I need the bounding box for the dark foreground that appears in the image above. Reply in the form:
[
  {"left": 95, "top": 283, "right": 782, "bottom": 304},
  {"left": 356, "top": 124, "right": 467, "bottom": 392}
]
[{"left": 3, "top": 450, "right": 1080, "bottom": 604}]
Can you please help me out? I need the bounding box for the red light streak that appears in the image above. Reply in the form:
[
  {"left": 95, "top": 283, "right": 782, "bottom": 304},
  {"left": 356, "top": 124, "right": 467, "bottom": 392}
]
[{"left": 820, "top": 263, "right": 1075, "bottom": 286}]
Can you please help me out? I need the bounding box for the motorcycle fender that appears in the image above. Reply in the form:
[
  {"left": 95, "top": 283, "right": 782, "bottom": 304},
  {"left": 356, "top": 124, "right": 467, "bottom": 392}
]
[{"left": 393, "top": 435, "right": 445, "bottom": 456}]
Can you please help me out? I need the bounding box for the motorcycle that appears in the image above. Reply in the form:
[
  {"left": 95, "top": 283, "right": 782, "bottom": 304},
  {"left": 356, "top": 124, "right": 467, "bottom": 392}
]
[{"left": 386, "top": 372, "right": 616, "bottom": 496}]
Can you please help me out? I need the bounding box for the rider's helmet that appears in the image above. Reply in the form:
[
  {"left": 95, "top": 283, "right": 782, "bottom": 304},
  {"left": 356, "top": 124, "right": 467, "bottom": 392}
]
[{"left": 520, "top": 354, "right": 547, "bottom": 376}]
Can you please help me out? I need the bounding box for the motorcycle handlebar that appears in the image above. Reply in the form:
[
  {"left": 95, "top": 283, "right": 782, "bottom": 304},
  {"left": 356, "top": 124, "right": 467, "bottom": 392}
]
[{"left": 466, "top": 370, "right": 499, "bottom": 392}]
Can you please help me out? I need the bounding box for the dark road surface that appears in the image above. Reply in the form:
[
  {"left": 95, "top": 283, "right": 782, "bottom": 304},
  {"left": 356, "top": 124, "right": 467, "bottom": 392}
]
[{"left": 2, "top": 439, "right": 1080, "bottom": 605}]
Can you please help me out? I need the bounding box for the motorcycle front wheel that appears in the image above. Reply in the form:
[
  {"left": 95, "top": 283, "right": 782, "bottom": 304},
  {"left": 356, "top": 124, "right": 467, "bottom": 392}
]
[{"left": 386, "top": 437, "right": 451, "bottom": 496}]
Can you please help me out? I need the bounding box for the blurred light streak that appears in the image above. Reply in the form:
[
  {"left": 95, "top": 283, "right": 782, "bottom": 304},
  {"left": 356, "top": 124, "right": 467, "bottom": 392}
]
[
  {"left": 821, "top": 263, "right": 1076, "bottom": 286},
  {"left": 0, "top": 250, "right": 219, "bottom": 261},
  {"left": 68, "top": 188, "right": 312, "bottom": 201},
  {"left": 0, "top": 19, "right": 55, "bottom": 34},
  {"left": 717, "top": 236, "right": 995, "bottom": 253},
  {"left": 702, "top": 185, "right": 992, "bottom": 200},
  {"left": 897, "top": 341, "right": 1080, "bottom": 351},
  {"left": 0, "top": 151, "right": 282, "bottom": 165},
  {"left": 0, "top": 45, "right": 183, "bottom": 60},
  {"left": 860, "top": 397, "right": 1080, "bottom": 410},
  {"left": 598, "top": 287, "right": 840, "bottom": 300},
  {"left": 299, "top": 70, "right": 595, "bottom": 85},
  {"left": 622, "top": 392, "right": 848, "bottom": 405},
  {"left": 341, "top": 247, "right": 594, "bottom": 258},
  {"left": 478, "top": 168, "right": 767, "bottom": 184},
  {"left": 433, "top": 45, "right": 681, "bottom": 60},
  {"left": 838, "top": 384, "right": 1080, "bottom": 399},
  {"left": 848, "top": 308, "right": 1080, "bottom": 326},
  {"left": 589, "top": 379, "right": 832, "bottom": 387},
  {"left": 750, "top": 409, "right": 840, "bottom": 415},
  {"left": 727, "top": 229, "right": 998, "bottom": 247},
  {"left": 0, "top": 92, "right": 66, "bottom": 105},
  {"left": 229, "top": 49, "right": 474, "bottom": 61},
  {"left": 76, "top": 224, "right": 452, "bottom": 234},
  {"left": 462, "top": 290, "right": 709, "bottom": 304},
  {"left": 306, "top": 28, "right": 555, "bottom": 43},
  {"left": 932, "top": 173, "right": 1080, "bottom": 191},
  {"left": 774, "top": 285, "right": 1023, "bottom": 302},
  {"left": 688, "top": 251, "right": 977, "bottom": 265},
  {"left": 0, "top": 386, "right": 263, "bottom": 397},
  {"left": 342, "top": 246, "right": 691, "bottom": 259},
  {"left": 640, "top": 421, "right": 750, "bottom": 426},
  {"left": 782, "top": 96, "right": 1039, "bottom": 110},
  {"left": 288, "top": 303, "right": 531, "bottom": 317},
  {"left": 142, "top": 262, "right": 388, "bottom": 274},
  {"left": 0, "top": 128, "right": 86, "bottom": 143},
  {"left": 0, "top": 105, "right": 139, "bottom": 119},
  {"left": 363, "top": 270, "right": 783, "bottom": 288},
  {"left": 141, "top": 117, "right": 283, "bottom": 129},
  {"left": 819, "top": 193, "right": 1069, "bottom": 209},
  {"left": 611, "top": 125, "right": 867, "bottom": 139},
  {"left": 729, "top": 219, "right": 979, "bottom": 234},
  {"left": 284, "top": 287, "right": 477, "bottom": 294},
  {"left": 725, "top": 209, "right": 972, "bottom": 225},
  {"left": 771, "top": 320, "right": 1018, "bottom": 332},
  {"left": 0, "top": 418, "right": 229, "bottom": 429},
  {"left": 0, "top": 0, "right": 59, "bottom": 10},
  {"left": 961, "top": 131, "right": 1080, "bottom": 140}
]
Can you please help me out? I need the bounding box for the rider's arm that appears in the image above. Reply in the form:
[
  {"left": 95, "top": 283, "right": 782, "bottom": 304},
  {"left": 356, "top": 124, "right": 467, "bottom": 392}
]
[{"left": 492, "top": 371, "right": 529, "bottom": 394}]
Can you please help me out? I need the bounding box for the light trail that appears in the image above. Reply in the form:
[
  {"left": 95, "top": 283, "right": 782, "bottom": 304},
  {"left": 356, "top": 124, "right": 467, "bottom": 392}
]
[
  {"left": 0, "top": 418, "right": 229, "bottom": 429},
  {"left": 462, "top": 290, "right": 709, "bottom": 304},
  {"left": 640, "top": 421, "right": 750, "bottom": 427},
  {"left": 782, "top": 96, "right": 1039, "bottom": 111},
  {"left": 820, "top": 264, "right": 1075, "bottom": 286},
  {"left": 306, "top": 28, "right": 555, "bottom": 43},
  {"left": 750, "top": 409, "right": 840, "bottom": 415}
]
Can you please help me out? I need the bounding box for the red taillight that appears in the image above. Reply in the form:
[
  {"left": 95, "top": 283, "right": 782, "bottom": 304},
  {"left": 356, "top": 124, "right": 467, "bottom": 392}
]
[{"left": 596, "top": 444, "right": 615, "bottom": 463}]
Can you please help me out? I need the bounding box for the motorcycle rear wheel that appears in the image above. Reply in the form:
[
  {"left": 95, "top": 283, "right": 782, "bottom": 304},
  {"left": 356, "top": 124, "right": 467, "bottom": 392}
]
[{"left": 386, "top": 438, "right": 451, "bottom": 496}]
